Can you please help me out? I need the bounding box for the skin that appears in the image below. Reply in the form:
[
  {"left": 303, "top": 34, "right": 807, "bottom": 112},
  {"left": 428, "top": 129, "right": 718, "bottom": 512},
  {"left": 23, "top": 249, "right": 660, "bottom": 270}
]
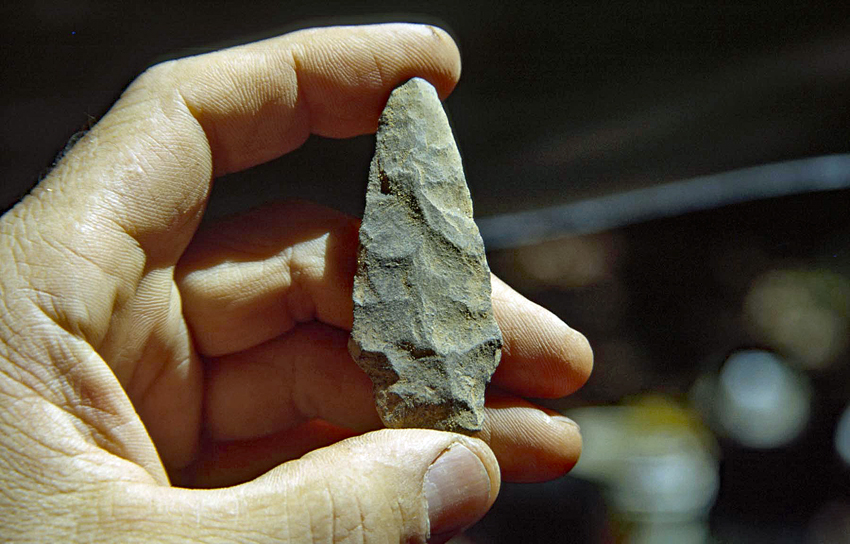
[{"left": 0, "top": 24, "right": 592, "bottom": 543}]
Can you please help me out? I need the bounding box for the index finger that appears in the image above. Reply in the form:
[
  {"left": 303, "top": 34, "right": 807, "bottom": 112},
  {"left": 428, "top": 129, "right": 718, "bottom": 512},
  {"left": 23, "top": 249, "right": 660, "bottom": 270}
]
[
  {"left": 22, "top": 23, "right": 462, "bottom": 348},
  {"left": 35, "top": 23, "right": 461, "bottom": 266},
  {"left": 169, "top": 23, "right": 462, "bottom": 176}
]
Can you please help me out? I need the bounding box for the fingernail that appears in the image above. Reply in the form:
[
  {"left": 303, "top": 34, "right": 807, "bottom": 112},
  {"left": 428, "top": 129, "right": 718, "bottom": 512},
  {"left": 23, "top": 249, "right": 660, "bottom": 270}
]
[
  {"left": 424, "top": 444, "right": 492, "bottom": 539},
  {"left": 553, "top": 415, "right": 580, "bottom": 431}
]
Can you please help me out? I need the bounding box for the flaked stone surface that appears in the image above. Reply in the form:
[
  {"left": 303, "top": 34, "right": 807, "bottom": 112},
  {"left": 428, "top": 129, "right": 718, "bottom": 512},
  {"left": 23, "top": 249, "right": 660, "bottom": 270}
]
[{"left": 348, "top": 78, "right": 502, "bottom": 434}]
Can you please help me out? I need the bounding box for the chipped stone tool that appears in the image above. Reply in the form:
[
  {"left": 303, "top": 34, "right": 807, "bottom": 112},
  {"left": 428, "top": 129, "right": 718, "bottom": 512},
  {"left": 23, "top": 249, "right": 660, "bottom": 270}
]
[{"left": 348, "top": 78, "right": 502, "bottom": 435}]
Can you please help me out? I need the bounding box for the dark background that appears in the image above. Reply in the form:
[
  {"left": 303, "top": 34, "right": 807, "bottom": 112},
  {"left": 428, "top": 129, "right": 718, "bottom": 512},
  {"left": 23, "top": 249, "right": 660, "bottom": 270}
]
[
  {"left": 5, "top": 1, "right": 850, "bottom": 216},
  {"left": 4, "top": 2, "right": 850, "bottom": 542}
]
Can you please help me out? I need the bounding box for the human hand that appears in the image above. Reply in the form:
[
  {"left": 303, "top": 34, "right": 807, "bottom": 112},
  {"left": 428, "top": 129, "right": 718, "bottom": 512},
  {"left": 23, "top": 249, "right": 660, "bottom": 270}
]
[{"left": 0, "top": 23, "right": 592, "bottom": 543}]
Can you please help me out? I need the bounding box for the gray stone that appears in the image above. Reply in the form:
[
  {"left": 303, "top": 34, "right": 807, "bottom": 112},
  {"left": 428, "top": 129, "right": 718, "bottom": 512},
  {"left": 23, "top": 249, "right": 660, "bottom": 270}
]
[{"left": 348, "top": 78, "right": 502, "bottom": 435}]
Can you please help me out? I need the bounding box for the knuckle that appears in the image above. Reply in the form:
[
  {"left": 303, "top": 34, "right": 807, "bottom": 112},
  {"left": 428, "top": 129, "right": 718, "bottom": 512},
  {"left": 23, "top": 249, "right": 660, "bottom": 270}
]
[
  {"left": 122, "top": 58, "right": 184, "bottom": 106},
  {"left": 135, "top": 58, "right": 179, "bottom": 88}
]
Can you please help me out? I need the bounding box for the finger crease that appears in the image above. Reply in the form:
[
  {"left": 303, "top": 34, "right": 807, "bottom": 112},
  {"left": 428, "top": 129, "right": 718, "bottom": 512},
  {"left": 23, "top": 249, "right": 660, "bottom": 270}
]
[
  {"left": 371, "top": 50, "right": 387, "bottom": 89},
  {"left": 288, "top": 47, "right": 313, "bottom": 135},
  {"left": 284, "top": 249, "right": 317, "bottom": 324}
]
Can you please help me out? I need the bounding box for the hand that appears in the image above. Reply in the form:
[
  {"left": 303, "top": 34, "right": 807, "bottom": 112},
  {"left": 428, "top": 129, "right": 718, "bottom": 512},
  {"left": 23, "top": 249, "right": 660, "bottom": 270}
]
[{"left": 0, "top": 24, "right": 592, "bottom": 542}]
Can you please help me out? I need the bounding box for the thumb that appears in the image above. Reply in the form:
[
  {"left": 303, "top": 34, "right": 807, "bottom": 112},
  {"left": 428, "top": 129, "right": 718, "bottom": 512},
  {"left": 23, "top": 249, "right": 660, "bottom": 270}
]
[{"left": 119, "top": 430, "right": 499, "bottom": 543}]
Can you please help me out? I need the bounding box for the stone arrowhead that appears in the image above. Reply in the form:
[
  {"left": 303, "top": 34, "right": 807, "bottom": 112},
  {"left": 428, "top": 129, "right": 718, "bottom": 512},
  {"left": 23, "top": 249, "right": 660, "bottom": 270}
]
[{"left": 348, "top": 78, "right": 502, "bottom": 435}]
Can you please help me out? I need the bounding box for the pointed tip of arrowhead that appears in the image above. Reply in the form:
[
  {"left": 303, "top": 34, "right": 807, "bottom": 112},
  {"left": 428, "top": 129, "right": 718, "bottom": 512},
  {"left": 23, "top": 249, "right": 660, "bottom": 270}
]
[
  {"left": 399, "top": 76, "right": 436, "bottom": 92},
  {"left": 377, "top": 76, "right": 452, "bottom": 155},
  {"left": 387, "top": 77, "right": 439, "bottom": 107}
]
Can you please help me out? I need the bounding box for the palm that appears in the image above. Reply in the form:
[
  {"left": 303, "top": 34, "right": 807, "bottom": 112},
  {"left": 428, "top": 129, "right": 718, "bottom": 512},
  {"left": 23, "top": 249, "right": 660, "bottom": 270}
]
[{"left": 108, "top": 201, "right": 370, "bottom": 483}]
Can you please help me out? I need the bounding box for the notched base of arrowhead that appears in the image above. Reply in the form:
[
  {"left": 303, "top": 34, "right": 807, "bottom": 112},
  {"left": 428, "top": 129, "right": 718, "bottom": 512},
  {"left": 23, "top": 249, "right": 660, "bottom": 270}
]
[
  {"left": 378, "top": 390, "right": 484, "bottom": 435},
  {"left": 348, "top": 337, "right": 490, "bottom": 435}
]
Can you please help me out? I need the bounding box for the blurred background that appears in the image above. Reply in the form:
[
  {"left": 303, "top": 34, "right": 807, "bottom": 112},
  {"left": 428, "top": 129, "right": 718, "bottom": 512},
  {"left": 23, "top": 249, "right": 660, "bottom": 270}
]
[{"left": 3, "top": 1, "right": 850, "bottom": 542}]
